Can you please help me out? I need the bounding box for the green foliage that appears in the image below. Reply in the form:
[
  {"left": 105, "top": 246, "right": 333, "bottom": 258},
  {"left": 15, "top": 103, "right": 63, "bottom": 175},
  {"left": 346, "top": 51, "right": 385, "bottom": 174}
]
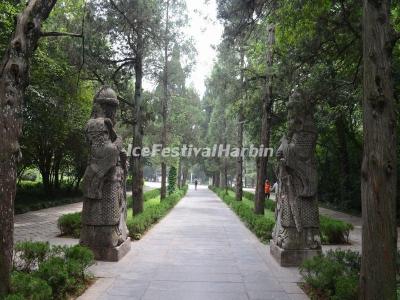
[
  {"left": 37, "top": 257, "right": 78, "bottom": 299},
  {"left": 127, "top": 188, "right": 161, "bottom": 207},
  {"left": 144, "top": 188, "right": 161, "bottom": 201},
  {"left": 299, "top": 250, "right": 361, "bottom": 300},
  {"left": 265, "top": 199, "right": 276, "bottom": 212},
  {"left": 168, "top": 166, "right": 177, "bottom": 195},
  {"left": 57, "top": 212, "right": 82, "bottom": 238},
  {"left": 127, "top": 186, "right": 188, "bottom": 240},
  {"left": 6, "top": 272, "right": 52, "bottom": 300},
  {"left": 320, "top": 215, "right": 354, "bottom": 244},
  {"left": 210, "top": 186, "right": 353, "bottom": 245},
  {"left": 210, "top": 186, "right": 275, "bottom": 242},
  {"left": 56, "top": 186, "right": 188, "bottom": 241},
  {"left": 15, "top": 182, "right": 82, "bottom": 214},
  {"left": 13, "top": 241, "right": 51, "bottom": 272},
  {"left": 7, "top": 242, "right": 94, "bottom": 300}
]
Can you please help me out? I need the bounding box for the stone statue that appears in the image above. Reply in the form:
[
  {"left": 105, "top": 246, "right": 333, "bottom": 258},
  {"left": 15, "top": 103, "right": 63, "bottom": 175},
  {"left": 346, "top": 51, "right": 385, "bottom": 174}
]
[
  {"left": 80, "top": 86, "right": 131, "bottom": 261},
  {"left": 270, "top": 90, "right": 321, "bottom": 267}
]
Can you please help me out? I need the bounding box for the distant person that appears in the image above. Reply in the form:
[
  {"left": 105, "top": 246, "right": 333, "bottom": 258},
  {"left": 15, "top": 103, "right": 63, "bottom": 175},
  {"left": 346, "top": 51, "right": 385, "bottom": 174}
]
[
  {"left": 264, "top": 179, "right": 271, "bottom": 200},
  {"left": 271, "top": 181, "right": 279, "bottom": 196},
  {"left": 194, "top": 179, "right": 198, "bottom": 190}
]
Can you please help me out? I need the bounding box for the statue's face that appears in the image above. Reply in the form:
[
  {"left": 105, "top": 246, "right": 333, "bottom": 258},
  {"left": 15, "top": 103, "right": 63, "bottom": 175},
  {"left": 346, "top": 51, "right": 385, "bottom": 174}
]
[{"left": 102, "top": 104, "right": 117, "bottom": 124}]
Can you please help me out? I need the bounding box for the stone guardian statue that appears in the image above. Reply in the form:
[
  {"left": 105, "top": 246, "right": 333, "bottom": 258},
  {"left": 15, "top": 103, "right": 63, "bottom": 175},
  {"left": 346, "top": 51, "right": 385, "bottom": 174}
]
[
  {"left": 80, "top": 86, "right": 131, "bottom": 261},
  {"left": 270, "top": 90, "right": 321, "bottom": 266}
]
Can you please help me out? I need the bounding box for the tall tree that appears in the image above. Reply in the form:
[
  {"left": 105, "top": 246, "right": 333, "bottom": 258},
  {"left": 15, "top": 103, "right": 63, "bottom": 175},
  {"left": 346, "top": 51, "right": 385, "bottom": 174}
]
[
  {"left": 160, "top": 0, "right": 170, "bottom": 200},
  {"left": 255, "top": 20, "right": 275, "bottom": 215},
  {"left": 0, "top": 0, "right": 58, "bottom": 294},
  {"left": 360, "top": 0, "right": 398, "bottom": 298},
  {"left": 102, "top": 0, "right": 161, "bottom": 214}
]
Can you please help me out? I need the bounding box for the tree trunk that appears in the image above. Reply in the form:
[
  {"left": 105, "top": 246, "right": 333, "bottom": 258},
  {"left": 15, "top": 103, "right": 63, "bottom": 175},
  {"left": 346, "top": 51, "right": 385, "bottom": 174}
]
[
  {"left": 214, "top": 171, "right": 220, "bottom": 188},
  {"left": 182, "top": 166, "right": 188, "bottom": 187},
  {"left": 53, "top": 149, "right": 62, "bottom": 190},
  {"left": 177, "top": 158, "right": 182, "bottom": 189},
  {"left": 235, "top": 114, "right": 243, "bottom": 200},
  {"left": 335, "top": 116, "right": 351, "bottom": 206},
  {"left": 360, "top": 1, "right": 397, "bottom": 299},
  {"left": 236, "top": 51, "right": 245, "bottom": 201},
  {"left": 132, "top": 34, "right": 144, "bottom": 215},
  {"left": 160, "top": 0, "right": 170, "bottom": 201},
  {"left": 0, "top": 0, "right": 57, "bottom": 295},
  {"left": 255, "top": 23, "right": 275, "bottom": 215}
]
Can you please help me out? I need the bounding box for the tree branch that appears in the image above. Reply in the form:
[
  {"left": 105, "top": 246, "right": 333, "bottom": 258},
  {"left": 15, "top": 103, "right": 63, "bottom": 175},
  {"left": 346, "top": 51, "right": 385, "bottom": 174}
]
[{"left": 40, "top": 31, "right": 83, "bottom": 38}]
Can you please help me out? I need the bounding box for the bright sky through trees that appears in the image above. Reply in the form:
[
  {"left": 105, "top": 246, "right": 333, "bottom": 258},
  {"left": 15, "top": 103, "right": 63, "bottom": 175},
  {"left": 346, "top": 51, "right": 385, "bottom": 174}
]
[{"left": 185, "top": 0, "right": 223, "bottom": 97}]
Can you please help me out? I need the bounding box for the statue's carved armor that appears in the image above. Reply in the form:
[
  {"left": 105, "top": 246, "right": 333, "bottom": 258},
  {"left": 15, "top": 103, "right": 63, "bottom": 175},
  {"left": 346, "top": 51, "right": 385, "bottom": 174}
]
[
  {"left": 272, "top": 91, "right": 321, "bottom": 250},
  {"left": 80, "top": 87, "right": 129, "bottom": 249}
]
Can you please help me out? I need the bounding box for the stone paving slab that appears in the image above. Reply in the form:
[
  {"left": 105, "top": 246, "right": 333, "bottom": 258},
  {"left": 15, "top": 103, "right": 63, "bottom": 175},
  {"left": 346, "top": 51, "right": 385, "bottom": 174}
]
[
  {"left": 14, "top": 201, "right": 82, "bottom": 245},
  {"left": 79, "top": 186, "right": 306, "bottom": 300}
]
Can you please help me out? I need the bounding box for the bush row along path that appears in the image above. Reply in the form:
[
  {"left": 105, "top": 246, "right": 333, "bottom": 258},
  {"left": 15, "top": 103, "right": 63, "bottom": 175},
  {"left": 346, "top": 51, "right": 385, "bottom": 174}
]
[
  {"left": 78, "top": 186, "right": 306, "bottom": 300},
  {"left": 14, "top": 184, "right": 157, "bottom": 244}
]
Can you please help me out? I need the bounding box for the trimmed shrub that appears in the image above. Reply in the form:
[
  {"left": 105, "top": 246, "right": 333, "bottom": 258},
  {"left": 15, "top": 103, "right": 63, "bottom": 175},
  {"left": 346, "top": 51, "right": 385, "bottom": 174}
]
[
  {"left": 7, "top": 272, "right": 52, "bottom": 300},
  {"left": 57, "top": 187, "right": 183, "bottom": 240},
  {"left": 320, "top": 215, "right": 353, "bottom": 244},
  {"left": 13, "top": 241, "right": 51, "bottom": 272},
  {"left": 15, "top": 182, "right": 82, "bottom": 214},
  {"left": 127, "top": 186, "right": 187, "bottom": 240},
  {"left": 265, "top": 199, "right": 276, "bottom": 212},
  {"left": 209, "top": 186, "right": 353, "bottom": 245},
  {"left": 7, "top": 243, "right": 94, "bottom": 300},
  {"left": 57, "top": 212, "right": 82, "bottom": 238},
  {"left": 299, "top": 250, "right": 361, "bottom": 300},
  {"left": 144, "top": 188, "right": 161, "bottom": 201}
]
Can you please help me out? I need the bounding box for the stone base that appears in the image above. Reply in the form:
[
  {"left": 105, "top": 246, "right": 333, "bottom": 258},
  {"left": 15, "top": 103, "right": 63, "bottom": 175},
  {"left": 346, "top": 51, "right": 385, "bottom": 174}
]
[
  {"left": 91, "top": 238, "right": 131, "bottom": 262},
  {"left": 270, "top": 240, "right": 321, "bottom": 267}
]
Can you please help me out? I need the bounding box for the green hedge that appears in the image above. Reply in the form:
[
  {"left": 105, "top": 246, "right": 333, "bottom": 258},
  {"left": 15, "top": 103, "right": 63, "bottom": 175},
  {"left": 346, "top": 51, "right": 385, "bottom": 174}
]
[
  {"left": 210, "top": 186, "right": 275, "bottom": 242},
  {"left": 57, "top": 212, "right": 82, "bottom": 238},
  {"left": 237, "top": 188, "right": 276, "bottom": 211},
  {"left": 126, "top": 188, "right": 161, "bottom": 207},
  {"left": 209, "top": 186, "right": 353, "bottom": 245},
  {"left": 6, "top": 241, "right": 94, "bottom": 300},
  {"left": 15, "top": 182, "right": 82, "bottom": 215},
  {"left": 58, "top": 186, "right": 187, "bottom": 240},
  {"left": 300, "top": 250, "right": 361, "bottom": 300},
  {"left": 127, "top": 185, "right": 188, "bottom": 240},
  {"left": 320, "top": 215, "right": 353, "bottom": 244}
]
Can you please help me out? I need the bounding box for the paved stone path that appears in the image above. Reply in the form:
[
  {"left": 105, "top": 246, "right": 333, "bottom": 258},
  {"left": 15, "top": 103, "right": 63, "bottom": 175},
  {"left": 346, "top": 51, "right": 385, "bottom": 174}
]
[
  {"left": 79, "top": 186, "right": 307, "bottom": 300},
  {"left": 15, "top": 202, "right": 82, "bottom": 245}
]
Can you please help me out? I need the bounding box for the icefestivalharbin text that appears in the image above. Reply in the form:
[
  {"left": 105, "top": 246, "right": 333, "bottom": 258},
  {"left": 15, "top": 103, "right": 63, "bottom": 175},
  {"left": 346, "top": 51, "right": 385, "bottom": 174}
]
[{"left": 127, "top": 144, "right": 274, "bottom": 158}]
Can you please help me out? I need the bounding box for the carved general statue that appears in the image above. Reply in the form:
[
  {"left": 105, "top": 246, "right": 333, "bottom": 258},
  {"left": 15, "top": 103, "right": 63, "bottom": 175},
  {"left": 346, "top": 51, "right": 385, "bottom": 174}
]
[
  {"left": 80, "top": 86, "right": 131, "bottom": 261},
  {"left": 270, "top": 90, "right": 321, "bottom": 266}
]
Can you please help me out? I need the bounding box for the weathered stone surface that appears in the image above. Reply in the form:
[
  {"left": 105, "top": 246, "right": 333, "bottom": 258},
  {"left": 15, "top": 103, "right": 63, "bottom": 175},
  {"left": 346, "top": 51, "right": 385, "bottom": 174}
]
[
  {"left": 90, "top": 238, "right": 131, "bottom": 262},
  {"left": 80, "top": 86, "right": 130, "bottom": 261},
  {"left": 270, "top": 240, "right": 321, "bottom": 267},
  {"left": 271, "top": 90, "right": 321, "bottom": 266}
]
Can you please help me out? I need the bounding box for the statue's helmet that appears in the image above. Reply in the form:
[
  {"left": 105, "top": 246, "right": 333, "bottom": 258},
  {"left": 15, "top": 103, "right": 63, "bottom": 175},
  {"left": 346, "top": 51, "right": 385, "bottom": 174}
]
[
  {"left": 91, "top": 86, "right": 119, "bottom": 122},
  {"left": 94, "top": 86, "right": 119, "bottom": 106}
]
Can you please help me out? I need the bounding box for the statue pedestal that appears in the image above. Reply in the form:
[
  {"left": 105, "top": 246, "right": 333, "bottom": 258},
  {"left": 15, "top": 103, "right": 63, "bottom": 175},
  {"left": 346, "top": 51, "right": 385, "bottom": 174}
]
[
  {"left": 91, "top": 238, "right": 131, "bottom": 262},
  {"left": 270, "top": 240, "right": 321, "bottom": 267}
]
